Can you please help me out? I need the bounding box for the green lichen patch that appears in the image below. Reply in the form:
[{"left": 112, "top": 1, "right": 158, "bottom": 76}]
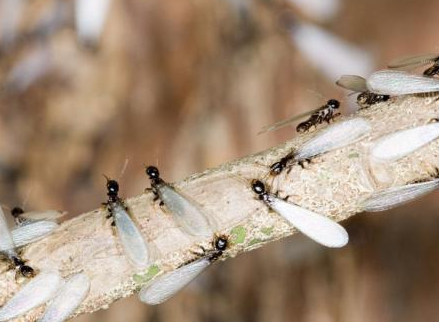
[
  {"left": 248, "top": 238, "right": 263, "bottom": 247},
  {"left": 348, "top": 152, "right": 360, "bottom": 158},
  {"left": 261, "top": 226, "right": 274, "bottom": 236},
  {"left": 133, "top": 264, "right": 160, "bottom": 285},
  {"left": 230, "top": 226, "right": 246, "bottom": 244}
]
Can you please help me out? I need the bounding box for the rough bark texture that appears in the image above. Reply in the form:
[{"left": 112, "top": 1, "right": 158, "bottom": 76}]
[{"left": 1, "top": 95, "right": 439, "bottom": 321}]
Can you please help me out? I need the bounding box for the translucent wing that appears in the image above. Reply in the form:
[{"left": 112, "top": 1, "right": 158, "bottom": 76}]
[
  {"left": 363, "top": 179, "right": 439, "bottom": 212},
  {"left": 8, "top": 220, "right": 59, "bottom": 250},
  {"left": 269, "top": 196, "right": 348, "bottom": 248},
  {"left": 336, "top": 75, "right": 368, "bottom": 92},
  {"left": 0, "top": 205, "right": 15, "bottom": 252},
  {"left": 295, "top": 117, "right": 371, "bottom": 160},
  {"left": 157, "top": 183, "right": 216, "bottom": 238},
  {"left": 40, "top": 273, "right": 90, "bottom": 322},
  {"left": 370, "top": 123, "right": 439, "bottom": 162},
  {"left": 112, "top": 204, "right": 150, "bottom": 269},
  {"left": 258, "top": 106, "right": 323, "bottom": 135},
  {"left": 366, "top": 70, "right": 439, "bottom": 95},
  {"left": 0, "top": 272, "right": 62, "bottom": 321},
  {"left": 19, "top": 210, "right": 66, "bottom": 222},
  {"left": 388, "top": 53, "right": 439, "bottom": 69},
  {"left": 139, "top": 258, "right": 210, "bottom": 305}
]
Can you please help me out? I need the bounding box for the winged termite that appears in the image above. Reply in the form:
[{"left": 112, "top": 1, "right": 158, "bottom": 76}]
[
  {"left": 366, "top": 70, "right": 439, "bottom": 95},
  {"left": 0, "top": 205, "right": 34, "bottom": 277},
  {"left": 336, "top": 75, "right": 389, "bottom": 109},
  {"left": 258, "top": 99, "right": 341, "bottom": 134},
  {"left": 139, "top": 235, "right": 229, "bottom": 305},
  {"left": 145, "top": 166, "right": 217, "bottom": 238},
  {"left": 388, "top": 53, "right": 439, "bottom": 77},
  {"left": 103, "top": 178, "right": 150, "bottom": 269},
  {"left": 251, "top": 180, "right": 348, "bottom": 247},
  {"left": 269, "top": 117, "right": 372, "bottom": 175}
]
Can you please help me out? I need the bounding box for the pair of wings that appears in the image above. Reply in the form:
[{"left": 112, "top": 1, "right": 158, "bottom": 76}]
[
  {"left": 111, "top": 203, "right": 150, "bottom": 269},
  {"left": 0, "top": 208, "right": 63, "bottom": 252},
  {"left": 0, "top": 271, "right": 90, "bottom": 321}
]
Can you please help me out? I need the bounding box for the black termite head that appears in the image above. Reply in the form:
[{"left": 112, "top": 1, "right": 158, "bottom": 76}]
[
  {"left": 11, "top": 207, "right": 24, "bottom": 218},
  {"left": 269, "top": 161, "right": 284, "bottom": 175},
  {"left": 104, "top": 175, "right": 119, "bottom": 202},
  {"left": 251, "top": 179, "right": 266, "bottom": 195},
  {"left": 145, "top": 165, "right": 163, "bottom": 186},
  {"left": 214, "top": 235, "right": 229, "bottom": 252},
  {"left": 208, "top": 235, "right": 230, "bottom": 262},
  {"left": 12, "top": 256, "right": 35, "bottom": 278},
  {"left": 327, "top": 99, "right": 340, "bottom": 109}
]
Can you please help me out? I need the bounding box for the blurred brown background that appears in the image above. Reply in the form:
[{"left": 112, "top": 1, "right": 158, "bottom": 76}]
[{"left": 1, "top": 0, "right": 439, "bottom": 321}]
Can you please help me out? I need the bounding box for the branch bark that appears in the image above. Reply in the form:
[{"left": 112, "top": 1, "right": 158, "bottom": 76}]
[{"left": 2, "top": 95, "right": 439, "bottom": 321}]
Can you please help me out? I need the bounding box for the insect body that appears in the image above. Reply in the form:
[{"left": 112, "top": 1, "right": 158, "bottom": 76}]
[
  {"left": 269, "top": 117, "right": 372, "bottom": 176},
  {"left": 251, "top": 180, "right": 348, "bottom": 247},
  {"left": 139, "top": 235, "right": 229, "bottom": 305},
  {"left": 0, "top": 272, "right": 63, "bottom": 321},
  {"left": 336, "top": 75, "right": 389, "bottom": 109},
  {"left": 103, "top": 178, "right": 150, "bottom": 269},
  {"left": 0, "top": 205, "right": 34, "bottom": 277},
  {"left": 366, "top": 70, "right": 439, "bottom": 96},
  {"left": 258, "top": 99, "right": 341, "bottom": 134},
  {"left": 145, "top": 166, "right": 217, "bottom": 238},
  {"left": 39, "top": 272, "right": 90, "bottom": 322},
  {"left": 388, "top": 53, "right": 439, "bottom": 77}
]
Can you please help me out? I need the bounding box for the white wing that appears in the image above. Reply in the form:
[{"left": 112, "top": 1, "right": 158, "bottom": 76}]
[
  {"left": 40, "top": 273, "right": 90, "bottom": 322},
  {"left": 19, "top": 210, "right": 66, "bottom": 222},
  {"left": 157, "top": 184, "right": 216, "bottom": 238},
  {"left": 112, "top": 204, "right": 150, "bottom": 269},
  {"left": 0, "top": 272, "right": 62, "bottom": 321},
  {"left": 363, "top": 179, "right": 439, "bottom": 212},
  {"left": 75, "top": 0, "right": 112, "bottom": 44},
  {"left": 139, "top": 258, "right": 210, "bottom": 305},
  {"left": 370, "top": 123, "right": 439, "bottom": 162},
  {"left": 0, "top": 205, "right": 15, "bottom": 252},
  {"left": 295, "top": 118, "right": 371, "bottom": 160},
  {"left": 366, "top": 70, "right": 439, "bottom": 95},
  {"left": 8, "top": 220, "right": 59, "bottom": 250},
  {"left": 269, "top": 197, "right": 348, "bottom": 248}
]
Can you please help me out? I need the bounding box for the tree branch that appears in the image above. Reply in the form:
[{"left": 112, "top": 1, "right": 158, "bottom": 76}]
[{"left": 1, "top": 95, "right": 439, "bottom": 321}]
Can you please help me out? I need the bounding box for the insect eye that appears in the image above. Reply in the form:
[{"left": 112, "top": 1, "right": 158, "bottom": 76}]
[
  {"left": 146, "top": 166, "right": 159, "bottom": 179},
  {"left": 251, "top": 180, "right": 265, "bottom": 194},
  {"left": 215, "top": 237, "right": 228, "bottom": 251}
]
